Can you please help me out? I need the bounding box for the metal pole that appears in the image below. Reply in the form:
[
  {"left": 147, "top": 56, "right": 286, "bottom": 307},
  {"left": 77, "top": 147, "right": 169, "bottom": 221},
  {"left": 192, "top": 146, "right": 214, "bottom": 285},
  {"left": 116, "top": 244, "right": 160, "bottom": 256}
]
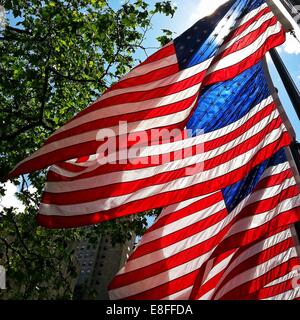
[
  {"left": 282, "top": 0, "right": 300, "bottom": 8},
  {"left": 290, "top": 142, "right": 300, "bottom": 236},
  {"left": 269, "top": 48, "right": 300, "bottom": 121},
  {"left": 269, "top": 47, "right": 300, "bottom": 238}
]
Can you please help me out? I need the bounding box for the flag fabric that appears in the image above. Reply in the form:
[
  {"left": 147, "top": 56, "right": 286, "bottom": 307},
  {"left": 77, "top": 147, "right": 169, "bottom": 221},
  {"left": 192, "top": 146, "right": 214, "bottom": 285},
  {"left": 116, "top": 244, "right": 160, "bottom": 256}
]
[
  {"left": 11, "top": 0, "right": 291, "bottom": 228},
  {"left": 108, "top": 148, "right": 300, "bottom": 300},
  {"left": 37, "top": 61, "right": 292, "bottom": 228},
  {"left": 8, "top": 0, "right": 285, "bottom": 178},
  {"left": 190, "top": 225, "right": 300, "bottom": 300}
]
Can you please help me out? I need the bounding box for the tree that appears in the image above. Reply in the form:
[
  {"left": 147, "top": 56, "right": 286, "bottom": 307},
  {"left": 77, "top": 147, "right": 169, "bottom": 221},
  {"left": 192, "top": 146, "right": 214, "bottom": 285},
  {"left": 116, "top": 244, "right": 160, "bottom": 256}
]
[{"left": 0, "top": 0, "right": 176, "bottom": 299}]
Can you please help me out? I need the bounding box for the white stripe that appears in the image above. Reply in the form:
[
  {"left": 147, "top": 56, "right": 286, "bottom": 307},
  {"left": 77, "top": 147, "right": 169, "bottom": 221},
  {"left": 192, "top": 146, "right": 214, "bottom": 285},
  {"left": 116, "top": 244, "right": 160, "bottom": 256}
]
[
  {"left": 121, "top": 54, "right": 178, "bottom": 81},
  {"left": 161, "top": 286, "right": 193, "bottom": 300},
  {"left": 159, "top": 193, "right": 216, "bottom": 219},
  {"left": 227, "top": 189, "right": 299, "bottom": 238},
  {"left": 264, "top": 269, "right": 299, "bottom": 287},
  {"left": 219, "top": 11, "right": 274, "bottom": 53},
  {"left": 227, "top": 166, "right": 294, "bottom": 220},
  {"left": 207, "top": 22, "right": 282, "bottom": 74},
  {"left": 198, "top": 288, "right": 216, "bottom": 300},
  {"left": 113, "top": 41, "right": 173, "bottom": 86},
  {"left": 202, "top": 252, "right": 235, "bottom": 286},
  {"left": 84, "top": 58, "right": 211, "bottom": 105},
  {"left": 39, "top": 124, "right": 287, "bottom": 215},
  {"left": 109, "top": 248, "right": 215, "bottom": 300},
  {"left": 263, "top": 287, "right": 300, "bottom": 300},
  {"left": 260, "top": 161, "right": 290, "bottom": 180},
  {"left": 109, "top": 204, "right": 226, "bottom": 273},
  {"left": 136, "top": 200, "right": 225, "bottom": 246},
  {"left": 234, "top": 3, "right": 268, "bottom": 31},
  {"left": 215, "top": 248, "right": 298, "bottom": 299}
]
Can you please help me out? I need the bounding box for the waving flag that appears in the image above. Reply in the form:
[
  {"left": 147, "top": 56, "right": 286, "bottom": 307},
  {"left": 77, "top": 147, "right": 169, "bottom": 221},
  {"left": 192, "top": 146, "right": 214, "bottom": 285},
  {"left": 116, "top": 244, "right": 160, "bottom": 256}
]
[
  {"left": 191, "top": 225, "right": 300, "bottom": 300},
  {"left": 37, "top": 61, "right": 292, "bottom": 228},
  {"left": 108, "top": 148, "right": 300, "bottom": 300},
  {"left": 8, "top": 0, "right": 285, "bottom": 179},
  {"left": 9, "top": 0, "right": 291, "bottom": 228}
]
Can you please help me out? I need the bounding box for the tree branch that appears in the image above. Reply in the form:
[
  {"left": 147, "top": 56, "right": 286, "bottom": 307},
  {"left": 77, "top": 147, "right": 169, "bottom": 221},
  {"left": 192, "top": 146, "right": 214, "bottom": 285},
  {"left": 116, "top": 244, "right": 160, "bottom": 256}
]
[{"left": 50, "top": 67, "right": 101, "bottom": 84}]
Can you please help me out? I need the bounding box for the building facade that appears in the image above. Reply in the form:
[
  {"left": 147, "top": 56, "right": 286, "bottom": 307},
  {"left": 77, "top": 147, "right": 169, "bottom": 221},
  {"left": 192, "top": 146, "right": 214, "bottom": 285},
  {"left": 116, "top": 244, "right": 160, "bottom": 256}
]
[{"left": 74, "top": 234, "right": 135, "bottom": 300}]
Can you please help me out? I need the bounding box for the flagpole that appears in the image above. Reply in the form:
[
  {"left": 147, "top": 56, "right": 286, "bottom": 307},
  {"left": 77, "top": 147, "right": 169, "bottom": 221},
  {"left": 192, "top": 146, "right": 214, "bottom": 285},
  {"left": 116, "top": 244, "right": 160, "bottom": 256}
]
[
  {"left": 281, "top": 0, "right": 300, "bottom": 11},
  {"left": 268, "top": 48, "right": 300, "bottom": 238},
  {"left": 269, "top": 48, "right": 300, "bottom": 121}
]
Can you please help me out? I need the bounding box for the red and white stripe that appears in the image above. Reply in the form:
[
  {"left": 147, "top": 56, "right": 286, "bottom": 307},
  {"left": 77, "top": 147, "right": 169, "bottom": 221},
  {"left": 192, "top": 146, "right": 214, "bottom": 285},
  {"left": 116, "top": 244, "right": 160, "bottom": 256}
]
[
  {"left": 191, "top": 226, "right": 300, "bottom": 300},
  {"left": 108, "top": 157, "right": 300, "bottom": 300},
  {"left": 8, "top": 3, "right": 286, "bottom": 179},
  {"left": 37, "top": 96, "right": 291, "bottom": 227}
]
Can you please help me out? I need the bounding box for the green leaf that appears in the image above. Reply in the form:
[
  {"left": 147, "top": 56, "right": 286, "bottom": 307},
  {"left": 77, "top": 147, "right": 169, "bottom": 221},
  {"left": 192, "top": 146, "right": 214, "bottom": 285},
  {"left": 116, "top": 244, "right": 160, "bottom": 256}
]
[{"left": 0, "top": 0, "right": 176, "bottom": 300}]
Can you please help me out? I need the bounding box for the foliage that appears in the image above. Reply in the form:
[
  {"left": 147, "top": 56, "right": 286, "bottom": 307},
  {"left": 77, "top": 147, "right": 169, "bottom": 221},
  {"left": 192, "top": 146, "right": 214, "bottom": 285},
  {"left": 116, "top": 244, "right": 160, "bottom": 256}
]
[{"left": 0, "top": 0, "right": 175, "bottom": 299}]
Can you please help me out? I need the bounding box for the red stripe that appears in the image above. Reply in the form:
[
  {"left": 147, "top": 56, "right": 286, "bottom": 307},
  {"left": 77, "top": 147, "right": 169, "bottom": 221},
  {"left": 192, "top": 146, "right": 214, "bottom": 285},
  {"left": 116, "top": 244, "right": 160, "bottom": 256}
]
[
  {"left": 212, "top": 238, "right": 295, "bottom": 298},
  {"left": 235, "top": 185, "right": 300, "bottom": 223},
  {"left": 204, "top": 101, "right": 276, "bottom": 152},
  {"left": 130, "top": 208, "right": 228, "bottom": 262},
  {"left": 247, "top": 272, "right": 300, "bottom": 299},
  {"left": 215, "top": 17, "right": 278, "bottom": 64},
  {"left": 190, "top": 226, "right": 292, "bottom": 299},
  {"left": 227, "top": 7, "right": 271, "bottom": 40},
  {"left": 204, "top": 116, "right": 283, "bottom": 171},
  {"left": 147, "top": 192, "right": 223, "bottom": 232},
  {"left": 212, "top": 205, "right": 300, "bottom": 258},
  {"left": 109, "top": 220, "right": 232, "bottom": 290},
  {"left": 220, "top": 258, "right": 299, "bottom": 299},
  {"left": 203, "top": 28, "right": 285, "bottom": 86},
  {"left": 138, "top": 43, "right": 175, "bottom": 65},
  {"left": 255, "top": 169, "right": 293, "bottom": 190},
  {"left": 122, "top": 269, "right": 198, "bottom": 300},
  {"left": 111, "top": 63, "right": 179, "bottom": 91}
]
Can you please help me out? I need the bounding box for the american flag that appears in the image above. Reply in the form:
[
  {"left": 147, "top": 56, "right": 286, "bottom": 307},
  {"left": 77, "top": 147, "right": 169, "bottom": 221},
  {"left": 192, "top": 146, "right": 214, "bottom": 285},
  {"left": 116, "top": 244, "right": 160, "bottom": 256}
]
[
  {"left": 108, "top": 148, "right": 300, "bottom": 300},
  {"left": 6, "top": 0, "right": 300, "bottom": 300},
  {"left": 8, "top": 0, "right": 293, "bottom": 228}
]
